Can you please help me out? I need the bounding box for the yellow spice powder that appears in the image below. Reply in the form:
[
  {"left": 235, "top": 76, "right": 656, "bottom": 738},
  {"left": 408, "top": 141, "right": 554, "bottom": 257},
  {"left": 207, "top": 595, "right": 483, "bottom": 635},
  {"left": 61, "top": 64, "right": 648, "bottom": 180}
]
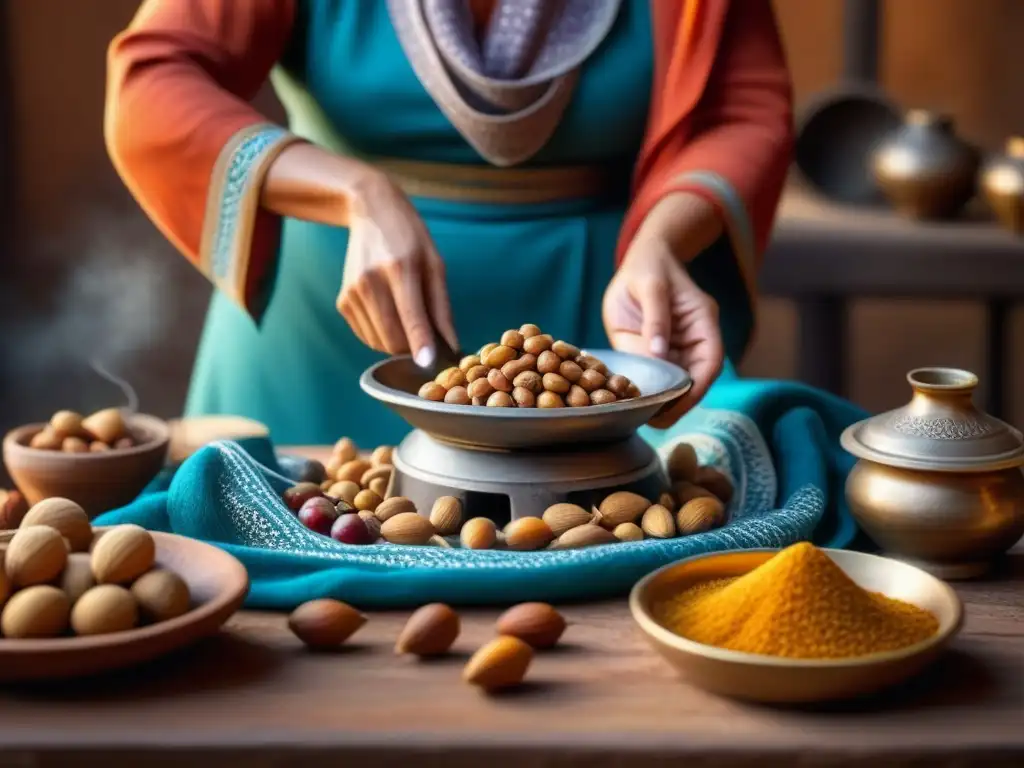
[{"left": 652, "top": 542, "right": 939, "bottom": 659}]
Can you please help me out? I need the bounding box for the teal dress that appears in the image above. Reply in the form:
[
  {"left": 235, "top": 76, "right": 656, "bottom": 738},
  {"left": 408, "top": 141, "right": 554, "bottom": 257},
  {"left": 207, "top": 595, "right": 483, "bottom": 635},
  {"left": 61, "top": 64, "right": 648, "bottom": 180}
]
[{"left": 185, "top": 0, "right": 748, "bottom": 447}]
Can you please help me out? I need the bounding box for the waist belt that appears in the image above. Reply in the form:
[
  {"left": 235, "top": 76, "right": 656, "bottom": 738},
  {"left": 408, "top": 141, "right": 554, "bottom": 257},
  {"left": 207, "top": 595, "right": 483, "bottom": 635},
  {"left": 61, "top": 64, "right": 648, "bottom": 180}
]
[{"left": 371, "top": 157, "right": 618, "bottom": 204}]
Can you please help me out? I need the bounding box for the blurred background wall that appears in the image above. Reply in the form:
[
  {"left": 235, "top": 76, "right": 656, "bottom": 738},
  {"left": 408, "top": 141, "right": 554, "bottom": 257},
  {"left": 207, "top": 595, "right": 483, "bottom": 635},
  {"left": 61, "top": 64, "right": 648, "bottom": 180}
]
[{"left": 2, "top": 0, "right": 1023, "bottom": 433}]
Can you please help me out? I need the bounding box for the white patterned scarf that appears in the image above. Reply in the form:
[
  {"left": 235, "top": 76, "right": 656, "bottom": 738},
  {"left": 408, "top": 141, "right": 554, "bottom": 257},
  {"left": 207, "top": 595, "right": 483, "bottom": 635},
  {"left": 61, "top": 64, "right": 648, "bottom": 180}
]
[{"left": 386, "top": 0, "right": 623, "bottom": 167}]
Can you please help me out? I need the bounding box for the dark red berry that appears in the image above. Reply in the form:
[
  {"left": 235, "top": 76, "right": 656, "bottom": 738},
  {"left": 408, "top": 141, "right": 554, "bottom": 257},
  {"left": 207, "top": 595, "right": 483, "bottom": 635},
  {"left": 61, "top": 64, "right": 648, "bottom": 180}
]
[
  {"left": 283, "top": 482, "right": 323, "bottom": 513},
  {"left": 330, "top": 513, "right": 372, "bottom": 545},
  {"left": 298, "top": 497, "right": 338, "bottom": 536}
]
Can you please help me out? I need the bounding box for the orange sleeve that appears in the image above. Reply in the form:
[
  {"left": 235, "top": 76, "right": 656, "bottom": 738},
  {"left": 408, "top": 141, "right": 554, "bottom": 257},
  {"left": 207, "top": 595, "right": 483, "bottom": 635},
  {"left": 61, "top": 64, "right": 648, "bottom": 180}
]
[
  {"left": 105, "top": 0, "right": 303, "bottom": 319},
  {"left": 622, "top": 0, "right": 794, "bottom": 290}
]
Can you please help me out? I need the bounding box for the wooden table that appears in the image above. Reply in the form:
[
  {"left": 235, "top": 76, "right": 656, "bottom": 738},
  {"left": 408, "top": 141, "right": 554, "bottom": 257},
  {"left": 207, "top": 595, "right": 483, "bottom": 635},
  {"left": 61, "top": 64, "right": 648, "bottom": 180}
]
[{"left": 0, "top": 448, "right": 1022, "bottom": 767}]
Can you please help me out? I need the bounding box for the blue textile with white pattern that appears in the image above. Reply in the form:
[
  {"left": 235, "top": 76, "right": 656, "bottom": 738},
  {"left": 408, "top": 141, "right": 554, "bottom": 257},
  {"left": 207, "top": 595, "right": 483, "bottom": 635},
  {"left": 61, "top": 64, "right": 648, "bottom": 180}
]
[{"left": 96, "top": 369, "right": 868, "bottom": 610}]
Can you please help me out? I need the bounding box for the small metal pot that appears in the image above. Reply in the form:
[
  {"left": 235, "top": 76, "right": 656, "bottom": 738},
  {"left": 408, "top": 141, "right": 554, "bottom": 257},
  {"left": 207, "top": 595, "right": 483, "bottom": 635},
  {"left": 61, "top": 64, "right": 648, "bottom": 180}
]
[
  {"left": 980, "top": 136, "right": 1024, "bottom": 235},
  {"left": 841, "top": 367, "right": 1024, "bottom": 579}
]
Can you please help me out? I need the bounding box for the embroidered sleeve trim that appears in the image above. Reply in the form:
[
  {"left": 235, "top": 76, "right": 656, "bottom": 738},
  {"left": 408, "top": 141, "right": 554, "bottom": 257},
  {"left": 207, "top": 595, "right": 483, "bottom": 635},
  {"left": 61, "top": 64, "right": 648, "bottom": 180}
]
[{"left": 199, "top": 123, "right": 302, "bottom": 313}]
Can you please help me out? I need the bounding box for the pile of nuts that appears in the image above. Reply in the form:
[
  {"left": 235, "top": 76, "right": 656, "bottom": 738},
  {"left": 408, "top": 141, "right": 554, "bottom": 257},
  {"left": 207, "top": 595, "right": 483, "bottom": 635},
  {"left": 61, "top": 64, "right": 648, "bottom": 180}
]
[
  {"left": 417, "top": 323, "right": 640, "bottom": 408},
  {"left": 282, "top": 438, "right": 731, "bottom": 550},
  {"left": 288, "top": 597, "right": 566, "bottom": 692},
  {"left": 28, "top": 408, "right": 139, "bottom": 453},
  {"left": 0, "top": 498, "right": 191, "bottom": 639}
]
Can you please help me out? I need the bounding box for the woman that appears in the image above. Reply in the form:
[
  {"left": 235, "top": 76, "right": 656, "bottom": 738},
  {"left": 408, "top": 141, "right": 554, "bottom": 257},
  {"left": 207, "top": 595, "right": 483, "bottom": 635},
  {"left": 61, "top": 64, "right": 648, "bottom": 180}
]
[{"left": 105, "top": 0, "right": 793, "bottom": 448}]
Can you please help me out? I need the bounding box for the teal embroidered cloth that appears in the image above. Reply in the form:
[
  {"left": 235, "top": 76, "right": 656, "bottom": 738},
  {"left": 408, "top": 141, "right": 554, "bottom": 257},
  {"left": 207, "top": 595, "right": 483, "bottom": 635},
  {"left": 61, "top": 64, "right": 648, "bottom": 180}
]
[{"left": 94, "top": 373, "right": 868, "bottom": 610}]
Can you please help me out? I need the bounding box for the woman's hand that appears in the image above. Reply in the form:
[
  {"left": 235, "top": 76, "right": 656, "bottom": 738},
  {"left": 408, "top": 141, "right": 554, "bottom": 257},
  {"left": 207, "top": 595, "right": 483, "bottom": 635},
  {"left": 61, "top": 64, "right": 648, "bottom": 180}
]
[
  {"left": 338, "top": 171, "right": 458, "bottom": 365},
  {"left": 602, "top": 192, "right": 725, "bottom": 428}
]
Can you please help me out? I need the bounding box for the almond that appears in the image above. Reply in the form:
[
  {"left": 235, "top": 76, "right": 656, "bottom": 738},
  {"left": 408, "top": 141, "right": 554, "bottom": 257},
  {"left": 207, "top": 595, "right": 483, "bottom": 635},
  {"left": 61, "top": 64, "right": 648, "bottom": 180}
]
[
  {"left": 336, "top": 459, "right": 372, "bottom": 485},
  {"left": 551, "top": 524, "right": 618, "bottom": 549},
  {"left": 673, "top": 481, "right": 715, "bottom": 505},
  {"left": 666, "top": 441, "right": 699, "bottom": 482},
  {"left": 5, "top": 525, "right": 68, "bottom": 587},
  {"left": 370, "top": 445, "right": 394, "bottom": 466},
  {"left": 657, "top": 492, "right": 677, "bottom": 513},
  {"left": 463, "top": 635, "right": 533, "bottom": 691},
  {"left": 613, "top": 522, "right": 644, "bottom": 542},
  {"left": 380, "top": 512, "right": 435, "bottom": 545},
  {"left": 541, "top": 503, "right": 592, "bottom": 538},
  {"left": 81, "top": 407, "right": 125, "bottom": 444},
  {"left": 288, "top": 599, "right": 366, "bottom": 649},
  {"left": 597, "top": 491, "right": 649, "bottom": 528},
  {"left": 395, "top": 603, "right": 460, "bottom": 656},
  {"left": 374, "top": 496, "right": 417, "bottom": 522},
  {"left": 496, "top": 602, "right": 566, "bottom": 649},
  {"left": 695, "top": 466, "right": 734, "bottom": 504},
  {"left": 20, "top": 497, "right": 92, "bottom": 552},
  {"left": 504, "top": 517, "right": 554, "bottom": 551},
  {"left": 641, "top": 504, "right": 676, "bottom": 539},
  {"left": 676, "top": 497, "right": 725, "bottom": 535},
  {"left": 332, "top": 437, "right": 358, "bottom": 463},
  {"left": 429, "top": 496, "right": 463, "bottom": 536},
  {"left": 460, "top": 517, "right": 497, "bottom": 550}
]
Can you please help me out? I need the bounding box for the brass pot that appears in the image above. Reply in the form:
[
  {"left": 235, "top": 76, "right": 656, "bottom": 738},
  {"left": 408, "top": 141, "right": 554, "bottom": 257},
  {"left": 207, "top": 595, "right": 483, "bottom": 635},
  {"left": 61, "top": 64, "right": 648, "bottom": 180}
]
[
  {"left": 871, "top": 110, "right": 979, "bottom": 220},
  {"left": 980, "top": 136, "right": 1024, "bottom": 235},
  {"left": 841, "top": 367, "right": 1024, "bottom": 579}
]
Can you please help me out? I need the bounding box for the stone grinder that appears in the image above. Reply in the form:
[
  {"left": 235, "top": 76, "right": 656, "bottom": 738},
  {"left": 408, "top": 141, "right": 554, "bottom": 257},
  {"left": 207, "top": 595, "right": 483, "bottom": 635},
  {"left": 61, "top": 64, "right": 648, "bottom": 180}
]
[{"left": 360, "top": 350, "right": 691, "bottom": 526}]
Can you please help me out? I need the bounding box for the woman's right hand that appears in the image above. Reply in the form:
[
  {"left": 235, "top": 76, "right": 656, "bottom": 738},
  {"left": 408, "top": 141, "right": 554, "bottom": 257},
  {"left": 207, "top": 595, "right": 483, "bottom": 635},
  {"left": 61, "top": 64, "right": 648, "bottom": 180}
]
[{"left": 337, "top": 170, "right": 458, "bottom": 365}]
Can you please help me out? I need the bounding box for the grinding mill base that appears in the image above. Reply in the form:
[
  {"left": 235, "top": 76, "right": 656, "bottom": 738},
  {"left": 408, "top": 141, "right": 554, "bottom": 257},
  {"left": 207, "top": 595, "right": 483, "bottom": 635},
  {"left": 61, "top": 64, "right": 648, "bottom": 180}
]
[{"left": 389, "top": 429, "right": 669, "bottom": 526}]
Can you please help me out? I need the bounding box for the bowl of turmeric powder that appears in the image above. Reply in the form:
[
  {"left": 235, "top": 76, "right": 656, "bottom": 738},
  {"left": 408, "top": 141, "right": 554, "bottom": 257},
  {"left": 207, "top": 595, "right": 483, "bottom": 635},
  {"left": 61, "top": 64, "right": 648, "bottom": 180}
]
[{"left": 629, "top": 542, "right": 963, "bottom": 704}]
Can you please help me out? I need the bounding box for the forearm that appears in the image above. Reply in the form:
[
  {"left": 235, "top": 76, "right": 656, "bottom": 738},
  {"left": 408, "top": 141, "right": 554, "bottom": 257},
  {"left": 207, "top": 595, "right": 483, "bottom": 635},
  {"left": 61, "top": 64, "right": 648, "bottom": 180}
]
[{"left": 631, "top": 191, "right": 724, "bottom": 264}]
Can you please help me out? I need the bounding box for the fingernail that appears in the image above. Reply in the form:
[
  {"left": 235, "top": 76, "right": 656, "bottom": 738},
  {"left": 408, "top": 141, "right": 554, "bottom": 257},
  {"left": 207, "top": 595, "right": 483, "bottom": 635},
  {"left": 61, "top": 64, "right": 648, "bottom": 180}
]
[
  {"left": 650, "top": 335, "right": 668, "bottom": 357},
  {"left": 414, "top": 346, "right": 436, "bottom": 368}
]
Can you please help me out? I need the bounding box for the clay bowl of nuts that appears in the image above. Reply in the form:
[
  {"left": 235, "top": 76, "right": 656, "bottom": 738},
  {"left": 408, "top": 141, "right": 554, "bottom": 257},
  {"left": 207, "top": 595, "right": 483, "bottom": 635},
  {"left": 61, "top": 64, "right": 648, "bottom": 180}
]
[
  {"left": 0, "top": 497, "right": 248, "bottom": 682},
  {"left": 361, "top": 324, "right": 691, "bottom": 450},
  {"left": 3, "top": 408, "right": 170, "bottom": 518}
]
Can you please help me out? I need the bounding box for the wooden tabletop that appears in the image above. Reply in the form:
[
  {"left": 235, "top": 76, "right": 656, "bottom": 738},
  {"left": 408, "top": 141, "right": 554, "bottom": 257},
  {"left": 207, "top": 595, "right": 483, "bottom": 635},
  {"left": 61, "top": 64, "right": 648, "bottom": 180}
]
[{"left": 0, "top": 449, "right": 1022, "bottom": 767}]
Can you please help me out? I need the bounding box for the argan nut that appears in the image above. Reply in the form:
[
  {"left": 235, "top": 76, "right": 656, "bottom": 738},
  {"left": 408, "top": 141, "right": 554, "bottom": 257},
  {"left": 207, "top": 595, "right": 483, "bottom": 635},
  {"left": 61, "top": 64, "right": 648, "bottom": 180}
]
[
  {"left": 369, "top": 477, "right": 389, "bottom": 498},
  {"left": 676, "top": 497, "right": 725, "bottom": 535},
  {"left": 695, "top": 466, "right": 734, "bottom": 504},
  {"left": 429, "top": 496, "right": 463, "bottom": 536},
  {"left": 483, "top": 344, "right": 516, "bottom": 368},
  {"left": 504, "top": 517, "right": 554, "bottom": 551},
  {"left": 62, "top": 436, "right": 89, "bottom": 453},
  {"left": 380, "top": 512, "right": 435, "bottom": 545},
  {"left": 605, "top": 375, "right": 631, "bottom": 397},
  {"left": 512, "top": 387, "right": 536, "bottom": 407},
  {"left": 463, "top": 635, "right": 533, "bottom": 691},
  {"left": 590, "top": 389, "right": 617, "bottom": 405},
  {"left": 358, "top": 510, "right": 382, "bottom": 539},
  {"left": 625, "top": 383, "right": 641, "bottom": 398},
  {"left": 522, "top": 333, "right": 553, "bottom": 355},
  {"left": 674, "top": 481, "right": 715, "bottom": 504},
  {"left": 458, "top": 354, "right": 482, "bottom": 372},
  {"left": 60, "top": 552, "right": 97, "bottom": 605},
  {"left": 465, "top": 364, "right": 489, "bottom": 383},
  {"left": 486, "top": 368, "right": 513, "bottom": 393},
  {"left": 541, "top": 503, "right": 592, "bottom": 538},
  {"left": 89, "top": 441, "right": 111, "bottom": 452},
  {"left": 658, "top": 492, "right": 677, "bottom": 513},
  {"left": 551, "top": 340, "right": 580, "bottom": 360},
  {"left": 1, "top": 585, "right": 70, "bottom": 639},
  {"left": 519, "top": 323, "right": 542, "bottom": 338},
  {"left": 598, "top": 492, "right": 650, "bottom": 528},
  {"left": 558, "top": 360, "right": 583, "bottom": 383},
  {"left": 419, "top": 382, "right": 446, "bottom": 401},
  {"left": 577, "top": 353, "right": 609, "bottom": 373},
  {"left": 435, "top": 367, "right": 467, "bottom": 390},
  {"left": 542, "top": 373, "right": 570, "bottom": 394},
  {"left": 90, "top": 524, "right": 156, "bottom": 585},
  {"left": 467, "top": 377, "right": 495, "bottom": 400},
  {"left": 353, "top": 489, "right": 382, "bottom": 512},
  {"left": 566, "top": 385, "right": 590, "bottom": 407},
  {"left": 396, "top": 603, "right": 460, "bottom": 656},
  {"left": 442, "top": 386, "right": 469, "bottom": 405},
  {"left": 641, "top": 504, "right": 676, "bottom": 539},
  {"left": 486, "top": 391, "right": 514, "bottom": 408},
  {"left": 82, "top": 408, "right": 126, "bottom": 444},
  {"left": 50, "top": 409, "right": 86, "bottom": 437},
  {"left": 576, "top": 368, "right": 606, "bottom": 392},
  {"left": 336, "top": 459, "right": 372, "bottom": 485},
  {"left": 460, "top": 517, "right": 497, "bottom": 549},
  {"left": 71, "top": 584, "right": 139, "bottom": 636},
  {"left": 327, "top": 480, "right": 361, "bottom": 505},
  {"left": 501, "top": 354, "right": 536, "bottom": 381},
  {"left": 20, "top": 497, "right": 93, "bottom": 553},
  {"left": 500, "top": 330, "right": 524, "bottom": 350},
  {"left": 478, "top": 342, "right": 499, "bottom": 359},
  {"left": 496, "top": 602, "right": 566, "bottom": 649},
  {"left": 537, "top": 391, "right": 564, "bottom": 408},
  {"left": 288, "top": 598, "right": 366, "bottom": 649},
  {"left": 666, "top": 442, "right": 699, "bottom": 483},
  {"left": 513, "top": 370, "right": 543, "bottom": 394},
  {"left": 536, "top": 350, "right": 561, "bottom": 374},
  {"left": 374, "top": 496, "right": 417, "bottom": 522},
  {"left": 551, "top": 524, "right": 618, "bottom": 549},
  {"left": 131, "top": 568, "right": 191, "bottom": 623},
  {"left": 30, "top": 428, "right": 63, "bottom": 450},
  {"left": 332, "top": 437, "right": 358, "bottom": 463},
  {"left": 5, "top": 525, "right": 68, "bottom": 587},
  {"left": 613, "top": 522, "right": 644, "bottom": 542}
]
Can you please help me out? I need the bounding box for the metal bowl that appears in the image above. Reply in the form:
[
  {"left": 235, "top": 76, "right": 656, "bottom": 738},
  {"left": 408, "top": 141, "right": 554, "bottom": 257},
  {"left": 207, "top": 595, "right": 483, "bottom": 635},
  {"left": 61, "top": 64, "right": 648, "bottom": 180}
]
[{"left": 360, "top": 349, "right": 691, "bottom": 450}]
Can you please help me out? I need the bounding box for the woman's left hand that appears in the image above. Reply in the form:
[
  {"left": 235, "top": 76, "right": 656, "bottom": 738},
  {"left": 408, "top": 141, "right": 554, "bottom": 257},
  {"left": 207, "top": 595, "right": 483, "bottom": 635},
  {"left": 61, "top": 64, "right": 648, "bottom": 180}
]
[{"left": 602, "top": 193, "right": 725, "bottom": 428}]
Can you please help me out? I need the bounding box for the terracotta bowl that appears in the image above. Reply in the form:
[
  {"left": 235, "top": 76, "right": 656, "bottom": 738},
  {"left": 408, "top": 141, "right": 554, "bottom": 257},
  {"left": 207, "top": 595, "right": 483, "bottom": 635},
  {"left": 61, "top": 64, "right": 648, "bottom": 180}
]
[
  {"left": 3, "top": 414, "right": 170, "bottom": 519},
  {"left": 0, "top": 527, "right": 249, "bottom": 682},
  {"left": 630, "top": 548, "right": 963, "bottom": 704}
]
